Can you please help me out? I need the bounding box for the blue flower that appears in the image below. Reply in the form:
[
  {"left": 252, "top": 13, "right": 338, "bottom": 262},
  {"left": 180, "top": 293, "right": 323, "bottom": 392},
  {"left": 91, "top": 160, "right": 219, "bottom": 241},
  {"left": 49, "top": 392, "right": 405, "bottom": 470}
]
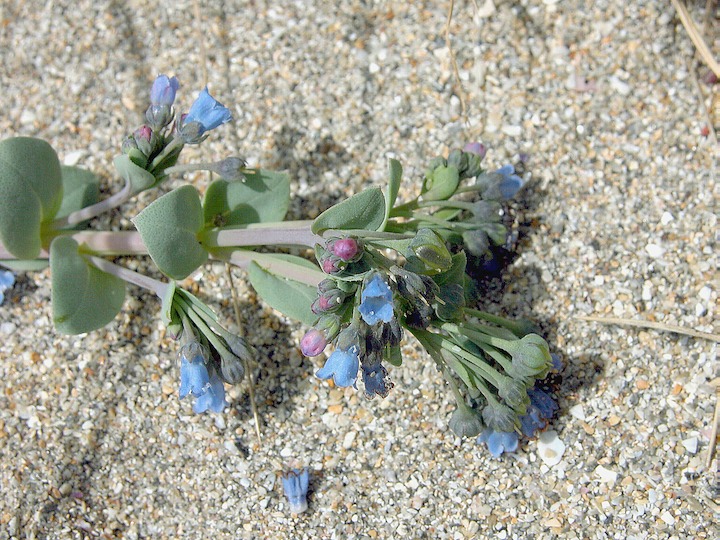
[
  {"left": 182, "top": 87, "right": 232, "bottom": 138},
  {"left": 359, "top": 274, "right": 394, "bottom": 326},
  {"left": 519, "top": 387, "right": 558, "bottom": 437},
  {"left": 316, "top": 345, "right": 360, "bottom": 387},
  {"left": 0, "top": 269, "right": 15, "bottom": 305},
  {"left": 150, "top": 75, "right": 179, "bottom": 106},
  {"left": 193, "top": 369, "right": 227, "bottom": 413},
  {"left": 494, "top": 164, "right": 524, "bottom": 200},
  {"left": 361, "top": 363, "right": 394, "bottom": 399},
  {"left": 477, "top": 429, "right": 519, "bottom": 458},
  {"left": 178, "top": 342, "right": 211, "bottom": 398},
  {"left": 282, "top": 468, "right": 310, "bottom": 514}
]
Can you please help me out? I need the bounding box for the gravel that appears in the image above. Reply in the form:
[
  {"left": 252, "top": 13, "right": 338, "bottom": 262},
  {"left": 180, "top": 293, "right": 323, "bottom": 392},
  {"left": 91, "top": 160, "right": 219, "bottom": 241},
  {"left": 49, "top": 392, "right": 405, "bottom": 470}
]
[{"left": 0, "top": 0, "right": 718, "bottom": 538}]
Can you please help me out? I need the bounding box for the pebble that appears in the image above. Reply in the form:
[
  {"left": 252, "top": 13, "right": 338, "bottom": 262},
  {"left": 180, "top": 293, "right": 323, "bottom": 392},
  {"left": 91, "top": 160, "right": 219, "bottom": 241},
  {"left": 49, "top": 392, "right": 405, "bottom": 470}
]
[
  {"left": 645, "top": 243, "right": 665, "bottom": 258},
  {"left": 594, "top": 466, "right": 618, "bottom": 484},
  {"left": 681, "top": 437, "right": 698, "bottom": 454},
  {"left": 537, "top": 430, "right": 566, "bottom": 467}
]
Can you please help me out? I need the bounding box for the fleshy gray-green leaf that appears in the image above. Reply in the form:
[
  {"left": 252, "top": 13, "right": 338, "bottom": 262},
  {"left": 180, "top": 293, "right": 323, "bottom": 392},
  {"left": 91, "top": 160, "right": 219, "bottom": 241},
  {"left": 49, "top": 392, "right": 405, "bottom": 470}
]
[
  {"left": 247, "top": 260, "right": 317, "bottom": 326},
  {"left": 381, "top": 159, "right": 403, "bottom": 231},
  {"left": 55, "top": 165, "right": 100, "bottom": 226},
  {"left": 113, "top": 154, "right": 156, "bottom": 193},
  {"left": 50, "top": 236, "right": 126, "bottom": 334},
  {"left": 203, "top": 169, "right": 290, "bottom": 227},
  {"left": 132, "top": 185, "right": 208, "bottom": 280},
  {"left": 404, "top": 228, "right": 453, "bottom": 275},
  {"left": 311, "top": 187, "right": 386, "bottom": 234},
  {"left": 0, "top": 137, "right": 63, "bottom": 259},
  {"left": 422, "top": 164, "right": 460, "bottom": 201}
]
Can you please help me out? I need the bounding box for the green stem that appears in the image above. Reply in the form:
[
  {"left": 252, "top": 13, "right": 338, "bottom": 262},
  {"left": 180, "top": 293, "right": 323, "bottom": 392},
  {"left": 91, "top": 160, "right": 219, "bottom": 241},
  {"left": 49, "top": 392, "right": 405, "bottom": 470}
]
[
  {"left": 175, "top": 296, "right": 232, "bottom": 359},
  {"left": 441, "top": 322, "right": 514, "bottom": 354},
  {"left": 437, "top": 339, "right": 503, "bottom": 389},
  {"left": 200, "top": 221, "right": 321, "bottom": 249},
  {"left": 463, "top": 308, "right": 531, "bottom": 336}
]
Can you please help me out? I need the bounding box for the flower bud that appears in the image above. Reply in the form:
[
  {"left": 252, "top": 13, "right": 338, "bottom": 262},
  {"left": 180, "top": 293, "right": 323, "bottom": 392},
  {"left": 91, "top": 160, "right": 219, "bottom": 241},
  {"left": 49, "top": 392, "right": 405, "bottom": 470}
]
[
  {"left": 210, "top": 157, "right": 248, "bottom": 181},
  {"left": 219, "top": 351, "right": 246, "bottom": 384},
  {"left": 463, "top": 141, "right": 487, "bottom": 158},
  {"left": 327, "top": 237, "right": 361, "bottom": 262},
  {"left": 448, "top": 404, "right": 484, "bottom": 438},
  {"left": 508, "top": 334, "right": 553, "bottom": 378},
  {"left": 300, "top": 329, "right": 327, "bottom": 357}
]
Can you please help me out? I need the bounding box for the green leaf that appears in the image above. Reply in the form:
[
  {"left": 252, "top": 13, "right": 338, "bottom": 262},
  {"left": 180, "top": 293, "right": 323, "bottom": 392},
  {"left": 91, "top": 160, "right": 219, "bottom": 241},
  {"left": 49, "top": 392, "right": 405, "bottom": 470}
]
[
  {"left": 433, "top": 252, "right": 467, "bottom": 288},
  {"left": 50, "top": 237, "right": 125, "bottom": 334},
  {"left": 381, "top": 159, "right": 403, "bottom": 231},
  {"left": 247, "top": 260, "right": 317, "bottom": 325},
  {"left": 55, "top": 165, "right": 100, "bottom": 226},
  {"left": 132, "top": 185, "right": 208, "bottom": 280},
  {"left": 113, "top": 154, "right": 156, "bottom": 193},
  {"left": 0, "top": 260, "right": 49, "bottom": 271},
  {"left": 312, "top": 187, "right": 386, "bottom": 234},
  {"left": 422, "top": 165, "right": 460, "bottom": 201},
  {"left": 404, "top": 228, "right": 453, "bottom": 275},
  {"left": 203, "top": 169, "right": 290, "bottom": 227},
  {"left": 0, "top": 137, "right": 63, "bottom": 259}
]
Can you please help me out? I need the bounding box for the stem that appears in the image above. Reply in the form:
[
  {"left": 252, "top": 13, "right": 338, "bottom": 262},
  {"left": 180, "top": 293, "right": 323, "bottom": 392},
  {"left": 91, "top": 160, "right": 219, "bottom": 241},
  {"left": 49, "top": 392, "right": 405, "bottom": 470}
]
[
  {"left": 417, "top": 199, "right": 475, "bottom": 212},
  {"left": 437, "top": 339, "right": 503, "bottom": 389},
  {"left": 86, "top": 255, "right": 169, "bottom": 297},
  {"left": 463, "top": 308, "right": 531, "bottom": 336},
  {"left": 52, "top": 178, "right": 133, "bottom": 229},
  {"left": 388, "top": 198, "right": 420, "bottom": 218},
  {"left": 200, "top": 221, "right": 322, "bottom": 249},
  {"left": 175, "top": 296, "right": 232, "bottom": 359},
  {"left": 442, "top": 322, "right": 514, "bottom": 353}
]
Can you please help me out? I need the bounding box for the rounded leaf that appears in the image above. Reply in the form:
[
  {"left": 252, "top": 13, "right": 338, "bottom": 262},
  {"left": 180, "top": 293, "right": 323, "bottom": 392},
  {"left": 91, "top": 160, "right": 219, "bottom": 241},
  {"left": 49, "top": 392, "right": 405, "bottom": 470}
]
[
  {"left": 50, "top": 237, "right": 126, "bottom": 334},
  {"left": 132, "top": 185, "right": 208, "bottom": 280},
  {"left": 0, "top": 137, "right": 63, "bottom": 258}
]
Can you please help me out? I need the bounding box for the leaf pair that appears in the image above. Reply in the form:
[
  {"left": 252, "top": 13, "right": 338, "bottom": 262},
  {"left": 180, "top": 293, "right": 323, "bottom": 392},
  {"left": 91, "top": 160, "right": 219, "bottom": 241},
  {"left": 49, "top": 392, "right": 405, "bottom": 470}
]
[{"left": 133, "top": 169, "right": 290, "bottom": 280}]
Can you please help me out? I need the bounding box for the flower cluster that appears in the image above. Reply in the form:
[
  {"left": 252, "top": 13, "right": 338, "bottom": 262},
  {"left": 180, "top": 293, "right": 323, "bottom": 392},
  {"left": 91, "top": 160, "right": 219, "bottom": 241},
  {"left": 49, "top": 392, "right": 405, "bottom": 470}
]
[
  {"left": 296, "top": 144, "right": 560, "bottom": 455},
  {"left": 169, "top": 287, "right": 254, "bottom": 414},
  {"left": 120, "top": 75, "right": 240, "bottom": 191}
]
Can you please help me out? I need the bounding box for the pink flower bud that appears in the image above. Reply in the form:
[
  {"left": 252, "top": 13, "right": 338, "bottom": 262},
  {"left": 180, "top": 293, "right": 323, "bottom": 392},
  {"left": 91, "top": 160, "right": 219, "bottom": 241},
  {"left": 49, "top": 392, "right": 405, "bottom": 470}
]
[
  {"left": 329, "top": 238, "right": 359, "bottom": 261},
  {"left": 300, "top": 329, "right": 327, "bottom": 357},
  {"left": 463, "top": 141, "right": 486, "bottom": 158}
]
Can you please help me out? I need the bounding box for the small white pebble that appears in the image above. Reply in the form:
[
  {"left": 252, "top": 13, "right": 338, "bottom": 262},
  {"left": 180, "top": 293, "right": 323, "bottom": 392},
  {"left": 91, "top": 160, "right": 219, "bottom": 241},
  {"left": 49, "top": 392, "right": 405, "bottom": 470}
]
[
  {"left": 681, "top": 437, "right": 698, "bottom": 454},
  {"left": 63, "top": 150, "right": 86, "bottom": 166},
  {"left": 343, "top": 430, "right": 357, "bottom": 449},
  {"left": 660, "top": 511, "right": 675, "bottom": 526},
  {"left": 501, "top": 125, "right": 522, "bottom": 137},
  {"left": 645, "top": 243, "right": 664, "bottom": 258},
  {"left": 280, "top": 446, "right": 293, "bottom": 458},
  {"left": 0, "top": 322, "right": 17, "bottom": 334},
  {"left": 537, "top": 430, "right": 565, "bottom": 467},
  {"left": 594, "top": 465, "right": 618, "bottom": 484},
  {"left": 569, "top": 404, "right": 586, "bottom": 421},
  {"left": 698, "top": 286, "right": 712, "bottom": 301},
  {"left": 660, "top": 211, "right": 674, "bottom": 225},
  {"left": 609, "top": 76, "right": 631, "bottom": 96}
]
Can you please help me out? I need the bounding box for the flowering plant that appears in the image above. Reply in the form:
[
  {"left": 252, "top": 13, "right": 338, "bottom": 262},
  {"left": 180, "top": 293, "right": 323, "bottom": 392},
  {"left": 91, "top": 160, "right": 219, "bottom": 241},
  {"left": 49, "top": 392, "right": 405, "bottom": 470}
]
[{"left": 0, "top": 75, "right": 560, "bottom": 457}]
